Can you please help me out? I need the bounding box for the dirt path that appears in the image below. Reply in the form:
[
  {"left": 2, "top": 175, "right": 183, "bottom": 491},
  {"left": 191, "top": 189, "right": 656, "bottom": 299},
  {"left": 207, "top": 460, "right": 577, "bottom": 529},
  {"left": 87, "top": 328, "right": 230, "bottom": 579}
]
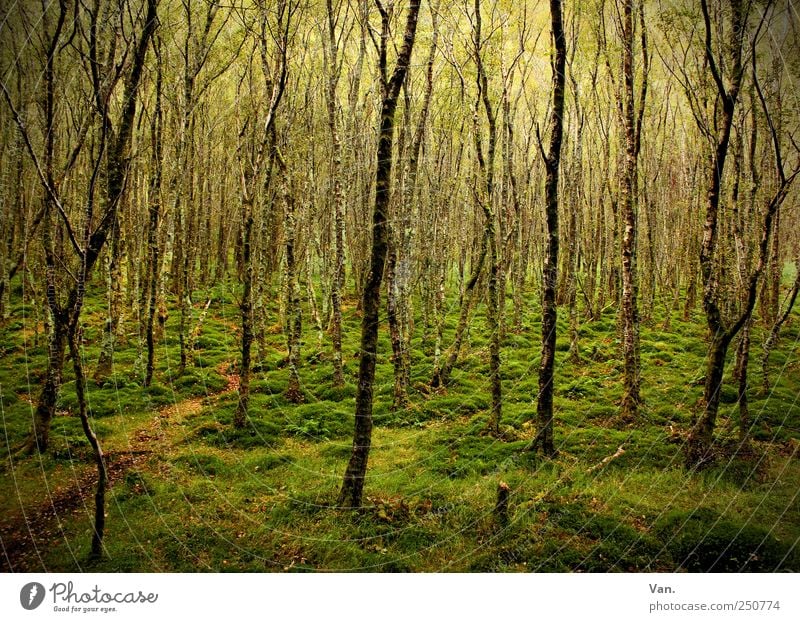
[{"left": 0, "top": 365, "right": 238, "bottom": 571}]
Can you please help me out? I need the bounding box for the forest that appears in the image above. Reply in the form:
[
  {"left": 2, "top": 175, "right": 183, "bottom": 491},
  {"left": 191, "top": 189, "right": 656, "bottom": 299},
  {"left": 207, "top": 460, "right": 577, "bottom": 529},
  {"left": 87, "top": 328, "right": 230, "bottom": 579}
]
[{"left": 0, "top": 0, "right": 799, "bottom": 573}]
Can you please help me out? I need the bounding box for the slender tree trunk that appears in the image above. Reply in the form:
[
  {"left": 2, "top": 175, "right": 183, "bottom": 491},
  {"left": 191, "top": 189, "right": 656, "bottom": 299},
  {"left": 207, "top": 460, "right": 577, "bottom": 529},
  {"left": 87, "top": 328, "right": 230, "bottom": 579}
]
[
  {"left": 390, "top": 4, "right": 437, "bottom": 409},
  {"left": 95, "top": 214, "right": 123, "bottom": 382},
  {"left": 281, "top": 155, "right": 303, "bottom": 403},
  {"left": 619, "top": 0, "right": 643, "bottom": 420},
  {"left": 431, "top": 229, "right": 488, "bottom": 388},
  {"left": 763, "top": 209, "right": 780, "bottom": 326},
  {"left": 566, "top": 56, "right": 584, "bottom": 363},
  {"left": 18, "top": 0, "right": 68, "bottom": 455},
  {"left": 643, "top": 180, "right": 656, "bottom": 322},
  {"left": 761, "top": 257, "right": 800, "bottom": 390},
  {"left": 233, "top": 0, "right": 291, "bottom": 424},
  {"left": 26, "top": 316, "right": 67, "bottom": 453},
  {"left": 431, "top": 253, "right": 447, "bottom": 374},
  {"left": 734, "top": 321, "right": 751, "bottom": 443},
  {"left": 68, "top": 328, "right": 107, "bottom": 559},
  {"left": 386, "top": 245, "right": 407, "bottom": 411},
  {"left": 690, "top": 334, "right": 731, "bottom": 464},
  {"left": 688, "top": 0, "right": 745, "bottom": 464},
  {"left": 305, "top": 246, "right": 324, "bottom": 352},
  {"left": 325, "top": 0, "right": 346, "bottom": 388},
  {"left": 235, "top": 211, "right": 254, "bottom": 428},
  {"left": 144, "top": 40, "right": 163, "bottom": 388},
  {"left": 178, "top": 144, "right": 196, "bottom": 375},
  {"left": 470, "top": 0, "right": 501, "bottom": 434},
  {"left": 487, "top": 230, "right": 501, "bottom": 434},
  {"left": 531, "top": 0, "right": 566, "bottom": 457},
  {"left": 339, "top": 0, "right": 420, "bottom": 508}
]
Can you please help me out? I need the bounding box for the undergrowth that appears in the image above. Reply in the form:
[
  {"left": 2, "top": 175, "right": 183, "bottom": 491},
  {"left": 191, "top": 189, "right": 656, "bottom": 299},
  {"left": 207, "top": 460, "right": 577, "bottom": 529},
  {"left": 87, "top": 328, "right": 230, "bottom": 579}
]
[{"left": 1, "top": 274, "right": 798, "bottom": 572}]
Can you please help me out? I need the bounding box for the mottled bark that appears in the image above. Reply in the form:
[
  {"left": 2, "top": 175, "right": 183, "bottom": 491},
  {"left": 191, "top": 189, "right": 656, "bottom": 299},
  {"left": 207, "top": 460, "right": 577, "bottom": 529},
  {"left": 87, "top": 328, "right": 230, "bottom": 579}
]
[
  {"left": 235, "top": 211, "right": 254, "bottom": 428},
  {"left": 531, "top": 0, "right": 566, "bottom": 458},
  {"left": 472, "top": 0, "right": 501, "bottom": 436},
  {"left": 761, "top": 257, "right": 800, "bottom": 391},
  {"left": 234, "top": 1, "right": 291, "bottom": 424},
  {"left": 68, "top": 329, "right": 107, "bottom": 559},
  {"left": 734, "top": 321, "right": 751, "bottom": 443},
  {"left": 144, "top": 41, "right": 163, "bottom": 388},
  {"left": 390, "top": 4, "right": 437, "bottom": 409},
  {"left": 325, "top": 0, "right": 346, "bottom": 387},
  {"left": 386, "top": 246, "right": 407, "bottom": 411},
  {"left": 280, "top": 153, "right": 303, "bottom": 404},
  {"left": 688, "top": 0, "right": 752, "bottom": 464},
  {"left": 94, "top": 214, "right": 122, "bottom": 382},
  {"left": 27, "top": 318, "right": 67, "bottom": 453},
  {"left": 339, "top": 0, "right": 420, "bottom": 508},
  {"left": 431, "top": 228, "right": 488, "bottom": 388},
  {"left": 619, "top": 0, "right": 645, "bottom": 420}
]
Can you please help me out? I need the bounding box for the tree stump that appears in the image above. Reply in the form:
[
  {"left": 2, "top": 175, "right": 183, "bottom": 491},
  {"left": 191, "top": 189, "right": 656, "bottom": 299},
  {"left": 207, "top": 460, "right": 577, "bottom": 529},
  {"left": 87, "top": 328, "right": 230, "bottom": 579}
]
[{"left": 494, "top": 481, "right": 510, "bottom": 527}]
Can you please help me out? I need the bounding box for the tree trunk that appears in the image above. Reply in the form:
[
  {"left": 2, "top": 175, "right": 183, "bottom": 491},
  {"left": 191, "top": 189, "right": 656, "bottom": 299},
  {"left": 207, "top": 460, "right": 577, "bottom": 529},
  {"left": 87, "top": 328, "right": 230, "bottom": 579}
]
[
  {"left": 431, "top": 228, "right": 488, "bottom": 388},
  {"left": 144, "top": 40, "right": 163, "bottom": 388},
  {"left": 235, "top": 211, "right": 254, "bottom": 428},
  {"left": 619, "top": 0, "right": 643, "bottom": 420},
  {"left": 531, "top": 0, "right": 566, "bottom": 458},
  {"left": 325, "top": 0, "right": 346, "bottom": 388},
  {"left": 386, "top": 244, "right": 407, "bottom": 411},
  {"left": 281, "top": 158, "right": 303, "bottom": 404},
  {"left": 734, "top": 321, "right": 751, "bottom": 443},
  {"left": 68, "top": 328, "right": 107, "bottom": 559},
  {"left": 688, "top": 0, "right": 745, "bottom": 465},
  {"left": 471, "top": 0, "right": 501, "bottom": 434},
  {"left": 26, "top": 317, "right": 67, "bottom": 453},
  {"left": 95, "top": 214, "right": 123, "bottom": 382},
  {"left": 689, "top": 334, "right": 730, "bottom": 466},
  {"left": 761, "top": 257, "right": 800, "bottom": 391},
  {"left": 339, "top": 0, "right": 420, "bottom": 508}
]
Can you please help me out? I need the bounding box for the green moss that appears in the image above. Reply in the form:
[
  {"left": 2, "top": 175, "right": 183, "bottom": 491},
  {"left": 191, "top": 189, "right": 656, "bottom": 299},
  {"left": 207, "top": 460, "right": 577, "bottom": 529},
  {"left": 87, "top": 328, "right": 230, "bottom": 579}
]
[
  {"left": 434, "top": 433, "right": 528, "bottom": 478},
  {"left": 585, "top": 404, "right": 617, "bottom": 421},
  {"left": 313, "top": 383, "right": 357, "bottom": 402},
  {"left": 283, "top": 402, "right": 352, "bottom": 440},
  {"left": 560, "top": 377, "right": 602, "bottom": 400},
  {"left": 719, "top": 384, "right": 739, "bottom": 404},
  {"left": 193, "top": 335, "right": 227, "bottom": 350},
  {"left": 653, "top": 508, "right": 796, "bottom": 571},
  {"left": 172, "top": 452, "right": 228, "bottom": 476},
  {"left": 245, "top": 453, "right": 295, "bottom": 471},
  {"left": 250, "top": 376, "right": 294, "bottom": 397},
  {"left": 425, "top": 394, "right": 489, "bottom": 418},
  {"left": 2, "top": 276, "right": 800, "bottom": 573},
  {"left": 171, "top": 369, "right": 228, "bottom": 395},
  {"left": 318, "top": 442, "right": 353, "bottom": 459},
  {"left": 188, "top": 405, "right": 281, "bottom": 449}
]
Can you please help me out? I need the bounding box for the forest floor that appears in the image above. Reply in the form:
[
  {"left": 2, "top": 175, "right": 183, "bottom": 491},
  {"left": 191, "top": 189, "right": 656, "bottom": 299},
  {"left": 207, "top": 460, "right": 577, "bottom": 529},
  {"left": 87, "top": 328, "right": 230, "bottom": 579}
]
[{"left": 1, "top": 276, "right": 799, "bottom": 572}]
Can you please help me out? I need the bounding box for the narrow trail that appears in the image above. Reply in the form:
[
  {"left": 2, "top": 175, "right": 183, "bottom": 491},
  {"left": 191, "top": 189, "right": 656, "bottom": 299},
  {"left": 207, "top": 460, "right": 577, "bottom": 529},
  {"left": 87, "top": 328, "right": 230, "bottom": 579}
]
[{"left": 0, "top": 363, "right": 239, "bottom": 571}]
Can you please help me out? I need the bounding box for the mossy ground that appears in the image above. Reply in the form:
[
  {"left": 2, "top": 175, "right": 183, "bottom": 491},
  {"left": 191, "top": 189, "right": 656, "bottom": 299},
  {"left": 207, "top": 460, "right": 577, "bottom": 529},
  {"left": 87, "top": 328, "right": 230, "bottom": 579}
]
[{"left": 1, "top": 274, "right": 799, "bottom": 572}]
